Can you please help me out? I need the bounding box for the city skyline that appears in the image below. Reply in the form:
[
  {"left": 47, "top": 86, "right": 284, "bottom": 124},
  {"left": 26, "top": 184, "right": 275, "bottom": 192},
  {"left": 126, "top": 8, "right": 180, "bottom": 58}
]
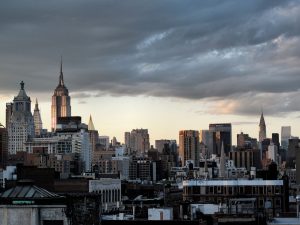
[{"left": 1, "top": 1, "right": 300, "bottom": 144}]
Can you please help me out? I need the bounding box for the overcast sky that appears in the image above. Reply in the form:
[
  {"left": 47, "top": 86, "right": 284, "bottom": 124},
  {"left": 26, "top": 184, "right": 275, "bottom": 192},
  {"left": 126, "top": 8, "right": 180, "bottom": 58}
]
[{"left": 1, "top": 0, "right": 300, "bottom": 144}]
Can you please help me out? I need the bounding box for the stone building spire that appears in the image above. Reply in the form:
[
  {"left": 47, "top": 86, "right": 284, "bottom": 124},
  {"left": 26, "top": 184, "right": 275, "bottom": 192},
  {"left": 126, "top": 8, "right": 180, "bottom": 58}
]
[
  {"left": 33, "top": 98, "right": 43, "bottom": 136},
  {"left": 219, "top": 142, "right": 226, "bottom": 178},
  {"left": 88, "top": 115, "right": 95, "bottom": 131}
]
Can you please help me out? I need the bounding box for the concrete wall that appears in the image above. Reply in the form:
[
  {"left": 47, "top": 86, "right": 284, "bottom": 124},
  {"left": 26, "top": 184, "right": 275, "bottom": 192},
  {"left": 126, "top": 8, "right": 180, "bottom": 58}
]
[
  {"left": 0, "top": 205, "right": 68, "bottom": 225},
  {"left": 148, "top": 208, "right": 173, "bottom": 220}
]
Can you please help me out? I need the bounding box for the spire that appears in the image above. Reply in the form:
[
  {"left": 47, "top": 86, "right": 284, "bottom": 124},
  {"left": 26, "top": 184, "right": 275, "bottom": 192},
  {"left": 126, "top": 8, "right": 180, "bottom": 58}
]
[
  {"left": 88, "top": 115, "right": 95, "bottom": 131},
  {"left": 219, "top": 141, "right": 226, "bottom": 178},
  {"left": 35, "top": 98, "right": 39, "bottom": 110},
  {"left": 259, "top": 111, "right": 265, "bottom": 127},
  {"left": 33, "top": 98, "right": 43, "bottom": 136},
  {"left": 59, "top": 56, "right": 64, "bottom": 86},
  {"left": 259, "top": 110, "right": 266, "bottom": 142}
]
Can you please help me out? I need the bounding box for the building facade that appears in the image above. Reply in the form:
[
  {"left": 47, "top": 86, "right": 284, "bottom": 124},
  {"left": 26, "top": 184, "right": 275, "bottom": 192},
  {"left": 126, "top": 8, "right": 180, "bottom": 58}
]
[
  {"left": 209, "top": 123, "right": 232, "bottom": 155},
  {"left": 89, "top": 179, "right": 121, "bottom": 212},
  {"left": 7, "top": 81, "right": 35, "bottom": 154},
  {"left": 229, "top": 149, "right": 261, "bottom": 170},
  {"left": 0, "top": 126, "right": 8, "bottom": 168},
  {"left": 129, "top": 129, "right": 150, "bottom": 156},
  {"left": 179, "top": 130, "right": 200, "bottom": 167},
  {"left": 183, "top": 179, "right": 288, "bottom": 217},
  {"left": 281, "top": 126, "right": 291, "bottom": 150},
  {"left": 33, "top": 99, "right": 43, "bottom": 136}
]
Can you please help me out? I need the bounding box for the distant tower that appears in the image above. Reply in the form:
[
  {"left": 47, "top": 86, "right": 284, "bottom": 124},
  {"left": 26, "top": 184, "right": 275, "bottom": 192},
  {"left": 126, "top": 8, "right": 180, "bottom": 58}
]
[
  {"left": 259, "top": 111, "right": 266, "bottom": 142},
  {"left": 33, "top": 98, "right": 43, "bottom": 136},
  {"left": 219, "top": 142, "right": 226, "bottom": 178},
  {"left": 179, "top": 130, "right": 199, "bottom": 167},
  {"left": 51, "top": 58, "right": 71, "bottom": 131},
  {"left": 7, "top": 81, "right": 35, "bottom": 154},
  {"left": 88, "top": 115, "right": 98, "bottom": 168},
  {"left": 88, "top": 115, "right": 95, "bottom": 131}
]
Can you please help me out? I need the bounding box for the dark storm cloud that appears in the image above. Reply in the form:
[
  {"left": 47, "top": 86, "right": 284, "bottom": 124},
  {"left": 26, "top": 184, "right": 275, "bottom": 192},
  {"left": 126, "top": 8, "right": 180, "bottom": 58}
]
[{"left": 0, "top": 0, "right": 300, "bottom": 115}]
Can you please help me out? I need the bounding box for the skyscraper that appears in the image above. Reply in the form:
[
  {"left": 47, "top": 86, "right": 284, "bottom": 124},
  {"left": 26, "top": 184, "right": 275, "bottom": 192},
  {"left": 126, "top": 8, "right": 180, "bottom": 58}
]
[
  {"left": 259, "top": 112, "right": 266, "bottom": 142},
  {"left": 199, "top": 130, "right": 210, "bottom": 146},
  {"left": 51, "top": 59, "right": 71, "bottom": 131},
  {"left": 179, "top": 130, "right": 199, "bottom": 167},
  {"left": 5, "top": 103, "right": 13, "bottom": 129},
  {"left": 33, "top": 98, "right": 43, "bottom": 136},
  {"left": 129, "top": 129, "right": 150, "bottom": 155},
  {"left": 209, "top": 123, "right": 232, "bottom": 155},
  {"left": 0, "top": 125, "right": 8, "bottom": 168},
  {"left": 7, "top": 81, "right": 35, "bottom": 154},
  {"left": 88, "top": 115, "right": 99, "bottom": 167},
  {"left": 124, "top": 132, "right": 131, "bottom": 148},
  {"left": 281, "top": 126, "right": 291, "bottom": 150},
  {"left": 272, "top": 133, "right": 280, "bottom": 150}
]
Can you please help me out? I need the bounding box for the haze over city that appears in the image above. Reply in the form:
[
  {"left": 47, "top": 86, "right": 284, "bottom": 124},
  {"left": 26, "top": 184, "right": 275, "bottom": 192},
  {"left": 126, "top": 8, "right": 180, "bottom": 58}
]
[{"left": 1, "top": 0, "right": 300, "bottom": 144}]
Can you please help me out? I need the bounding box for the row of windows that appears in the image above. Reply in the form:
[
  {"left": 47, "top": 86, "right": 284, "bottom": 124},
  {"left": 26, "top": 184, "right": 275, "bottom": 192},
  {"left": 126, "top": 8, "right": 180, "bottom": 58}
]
[
  {"left": 93, "top": 189, "right": 121, "bottom": 203},
  {"left": 184, "top": 185, "right": 283, "bottom": 196}
]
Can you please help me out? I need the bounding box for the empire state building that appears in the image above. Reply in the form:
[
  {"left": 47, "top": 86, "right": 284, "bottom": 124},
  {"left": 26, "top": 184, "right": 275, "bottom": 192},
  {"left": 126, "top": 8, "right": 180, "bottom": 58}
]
[{"left": 51, "top": 60, "right": 71, "bottom": 131}]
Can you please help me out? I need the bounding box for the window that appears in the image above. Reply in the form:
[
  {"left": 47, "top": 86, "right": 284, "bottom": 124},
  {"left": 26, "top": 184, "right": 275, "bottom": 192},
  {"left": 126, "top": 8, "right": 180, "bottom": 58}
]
[
  {"left": 43, "top": 221, "right": 63, "bottom": 225},
  {"left": 276, "top": 199, "right": 281, "bottom": 206}
]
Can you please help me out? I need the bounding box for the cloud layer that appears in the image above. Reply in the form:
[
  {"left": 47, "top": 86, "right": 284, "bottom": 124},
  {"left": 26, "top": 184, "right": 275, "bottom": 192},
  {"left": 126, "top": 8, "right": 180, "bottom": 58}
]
[{"left": 1, "top": 0, "right": 300, "bottom": 116}]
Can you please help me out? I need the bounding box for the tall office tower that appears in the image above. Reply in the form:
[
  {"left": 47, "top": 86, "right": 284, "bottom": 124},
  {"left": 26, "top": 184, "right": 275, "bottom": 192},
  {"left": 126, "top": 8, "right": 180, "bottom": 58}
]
[
  {"left": 199, "top": 130, "right": 210, "bottom": 146},
  {"left": 259, "top": 112, "right": 266, "bottom": 142},
  {"left": 155, "top": 139, "right": 177, "bottom": 153},
  {"left": 237, "top": 132, "right": 258, "bottom": 149},
  {"left": 0, "top": 125, "right": 8, "bottom": 168},
  {"left": 179, "top": 130, "right": 200, "bottom": 167},
  {"left": 33, "top": 98, "right": 43, "bottom": 136},
  {"left": 88, "top": 115, "right": 99, "bottom": 162},
  {"left": 124, "top": 132, "right": 130, "bottom": 147},
  {"left": 7, "top": 81, "right": 35, "bottom": 154},
  {"left": 268, "top": 142, "right": 278, "bottom": 164},
  {"left": 129, "top": 129, "right": 150, "bottom": 155},
  {"left": 281, "top": 126, "right": 291, "bottom": 150},
  {"left": 237, "top": 132, "right": 250, "bottom": 148},
  {"left": 287, "top": 138, "right": 300, "bottom": 168},
  {"left": 51, "top": 59, "right": 71, "bottom": 131},
  {"left": 272, "top": 133, "right": 280, "bottom": 150},
  {"left": 99, "top": 136, "right": 110, "bottom": 149},
  {"left": 209, "top": 123, "right": 232, "bottom": 155},
  {"left": 200, "top": 129, "right": 213, "bottom": 157},
  {"left": 112, "top": 136, "right": 118, "bottom": 146},
  {"left": 5, "top": 103, "right": 13, "bottom": 129},
  {"left": 229, "top": 149, "right": 261, "bottom": 170}
]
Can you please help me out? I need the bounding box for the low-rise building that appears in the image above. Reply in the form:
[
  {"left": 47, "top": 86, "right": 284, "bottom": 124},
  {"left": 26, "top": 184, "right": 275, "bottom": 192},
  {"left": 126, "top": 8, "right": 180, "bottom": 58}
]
[
  {"left": 0, "top": 181, "right": 68, "bottom": 225},
  {"left": 183, "top": 179, "right": 289, "bottom": 217},
  {"left": 89, "top": 178, "right": 122, "bottom": 212}
]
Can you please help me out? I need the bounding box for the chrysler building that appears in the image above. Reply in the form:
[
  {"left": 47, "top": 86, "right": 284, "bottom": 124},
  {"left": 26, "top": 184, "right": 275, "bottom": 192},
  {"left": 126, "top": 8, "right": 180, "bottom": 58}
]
[
  {"left": 259, "top": 111, "right": 266, "bottom": 142},
  {"left": 51, "top": 59, "right": 71, "bottom": 131}
]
